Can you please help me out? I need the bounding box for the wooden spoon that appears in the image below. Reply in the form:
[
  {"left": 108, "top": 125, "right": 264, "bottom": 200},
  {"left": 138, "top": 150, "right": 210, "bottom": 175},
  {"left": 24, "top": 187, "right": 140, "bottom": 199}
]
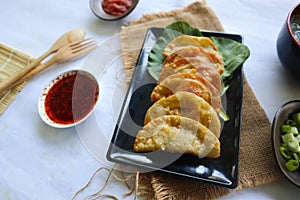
[
  {"left": 0, "top": 29, "right": 86, "bottom": 92},
  {"left": 1, "top": 38, "right": 98, "bottom": 93}
]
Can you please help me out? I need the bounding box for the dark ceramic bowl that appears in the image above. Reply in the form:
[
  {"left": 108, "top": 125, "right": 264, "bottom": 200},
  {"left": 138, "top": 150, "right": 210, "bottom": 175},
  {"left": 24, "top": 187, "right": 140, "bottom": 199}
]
[
  {"left": 90, "top": 0, "right": 139, "bottom": 21},
  {"left": 277, "top": 3, "right": 300, "bottom": 75},
  {"left": 272, "top": 100, "right": 300, "bottom": 188}
]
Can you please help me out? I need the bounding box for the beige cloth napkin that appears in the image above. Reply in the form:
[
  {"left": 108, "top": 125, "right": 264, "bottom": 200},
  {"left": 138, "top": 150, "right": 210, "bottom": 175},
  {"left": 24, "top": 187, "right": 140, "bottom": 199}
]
[{"left": 120, "top": 0, "right": 283, "bottom": 199}]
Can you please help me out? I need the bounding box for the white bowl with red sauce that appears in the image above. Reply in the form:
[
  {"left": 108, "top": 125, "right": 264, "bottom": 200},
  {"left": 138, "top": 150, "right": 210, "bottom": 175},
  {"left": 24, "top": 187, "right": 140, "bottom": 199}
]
[
  {"left": 89, "top": 0, "right": 139, "bottom": 21},
  {"left": 38, "top": 70, "right": 99, "bottom": 128}
]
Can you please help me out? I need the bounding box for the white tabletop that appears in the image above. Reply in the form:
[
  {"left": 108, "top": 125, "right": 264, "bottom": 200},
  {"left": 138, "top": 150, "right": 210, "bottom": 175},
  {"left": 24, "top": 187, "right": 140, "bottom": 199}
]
[{"left": 1, "top": 0, "right": 300, "bottom": 199}]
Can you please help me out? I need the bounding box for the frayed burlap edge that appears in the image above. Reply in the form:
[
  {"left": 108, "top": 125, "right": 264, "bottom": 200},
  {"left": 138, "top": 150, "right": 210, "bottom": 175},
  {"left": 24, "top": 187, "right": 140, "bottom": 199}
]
[
  {"left": 136, "top": 173, "right": 155, "bottom": 200},
  {"left": 150, "top": 172, "right": 230, "bottom": 200},
  {"left": 150, "top": 172, "right": 283, "bottom": 200},
  {"left": 124, "top": 0, "right": 223, "bottom": 31},
  {"left": 148, "top": 174, "right": 283, "bottom": 200}
]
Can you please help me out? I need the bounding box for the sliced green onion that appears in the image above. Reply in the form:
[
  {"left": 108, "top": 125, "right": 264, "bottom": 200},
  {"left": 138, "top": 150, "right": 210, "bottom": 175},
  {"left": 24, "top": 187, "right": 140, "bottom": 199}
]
[
  {"left": 292, "top": 152, "right": 299, "bottom": 161},
  {"left": 281, "top": 142, "right": 288, "bottom": 148},
  {"left": 296, "top": 135, "right": 300, "bottom": 143},
  {"left": 288, "top": 140, "right": 300, "bottom": 152},
  {"left": 282, "top": 133, "right": 296, "bottom": 143},
  {"left": 280, "top": 146, "right": 291, "bottom": 159},
  {"left": 281, "top": 125, "right": 298, "bottom": 134},
  {"left": 286, "top": 119, "right": 296, "bottom": 126},
  {"left": 285, "top": 159, "right": 299, "bottom": 171},
  {"left": 281, "top": 125, "right": 291, "bottom": 133},
  {"left": 290, "top": 126, "right": 299, "bottom": 135},
  {"left": 292, "top": 113, "right": 300, "bottom": 125},
  {"left": 280, "top": 112, "right": 300, "bottom": 172}
]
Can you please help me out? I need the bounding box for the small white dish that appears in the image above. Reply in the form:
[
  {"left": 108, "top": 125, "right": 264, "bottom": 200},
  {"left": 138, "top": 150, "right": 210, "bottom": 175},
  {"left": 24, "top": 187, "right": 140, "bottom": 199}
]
[
  {"left": 89, "top": 0, "right": 139, "bottom": 21},
  {"left": 38, "top": 70, "right": 99, "bottom": 128}
]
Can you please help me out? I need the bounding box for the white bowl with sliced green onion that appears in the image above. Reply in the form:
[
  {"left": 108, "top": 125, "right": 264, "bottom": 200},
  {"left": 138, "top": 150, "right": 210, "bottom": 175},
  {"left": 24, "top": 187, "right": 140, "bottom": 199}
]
[{"left": 272, "top": 100, "right": 300, "bottom": 188}]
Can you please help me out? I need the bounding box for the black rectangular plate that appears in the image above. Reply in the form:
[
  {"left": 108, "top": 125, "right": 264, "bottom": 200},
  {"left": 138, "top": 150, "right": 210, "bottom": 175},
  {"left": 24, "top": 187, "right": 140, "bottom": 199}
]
[{"left": 106, "top": 27, "right": 243, "bottom": 189}]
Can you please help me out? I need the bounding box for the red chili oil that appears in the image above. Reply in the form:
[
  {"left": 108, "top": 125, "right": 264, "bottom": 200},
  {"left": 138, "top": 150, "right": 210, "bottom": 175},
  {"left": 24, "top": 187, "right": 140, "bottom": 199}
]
[
  {"left": 44, "top": 71, "right": 99, "bottom": 125},
  {"left": 102, "top": 0, "right": 132, "bottom": 17}
]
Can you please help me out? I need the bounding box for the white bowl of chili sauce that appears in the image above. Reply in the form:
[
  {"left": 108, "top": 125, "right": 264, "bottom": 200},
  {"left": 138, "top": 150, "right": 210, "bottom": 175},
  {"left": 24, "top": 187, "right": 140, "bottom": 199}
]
[
  {"left": 38, "top": 70, "right": 99, "bottom": 128},
  {"left": 89, "top": 0, "right": 139, "bottom": 21}
]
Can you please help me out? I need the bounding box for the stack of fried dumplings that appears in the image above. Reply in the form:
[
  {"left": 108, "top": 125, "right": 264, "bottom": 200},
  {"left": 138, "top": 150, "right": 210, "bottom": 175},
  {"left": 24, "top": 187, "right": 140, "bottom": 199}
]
[{"left": 133, "top": 35, "right": 224, "bottom": 158}]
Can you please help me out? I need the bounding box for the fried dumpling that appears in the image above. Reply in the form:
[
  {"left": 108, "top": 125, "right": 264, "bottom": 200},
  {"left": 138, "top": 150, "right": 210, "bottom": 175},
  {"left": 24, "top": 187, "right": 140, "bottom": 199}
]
[
  {"left": 159, "top": 56, "right": 222, "bottom": 92},
  {"left": 133, "top": 115, "right": 220, "bottom": 158},
  {"left": 163, "top": 35, "right": 219, "bottom": 57},
  {"left": 162, "top": 36, "right": 224, "bottom": 74},
  {"left": 151, "top": 72, "right": 221, "bottom": 112},
  {"left": 144, "top": 91, "right": 221, "bottom": 138},
  {"left": 151, "top": 73, "right": 211, "bottom": 105}
]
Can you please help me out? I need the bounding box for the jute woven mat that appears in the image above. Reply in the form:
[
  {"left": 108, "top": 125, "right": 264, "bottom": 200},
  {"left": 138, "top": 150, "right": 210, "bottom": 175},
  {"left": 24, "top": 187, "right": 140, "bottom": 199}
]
[
  {"left": 0, "top": 43, "right": 34, "bottom": 116},
  {"left": 120, "top": 0, "right": 284, "bottom": 199}
]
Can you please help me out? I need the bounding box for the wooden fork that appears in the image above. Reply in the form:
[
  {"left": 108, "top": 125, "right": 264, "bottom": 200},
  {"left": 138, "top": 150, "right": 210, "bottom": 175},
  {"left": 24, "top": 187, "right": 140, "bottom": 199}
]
[
  {"left": 0, "top": 38, "right": 97, "bottom": 93},
  {"left": 38, "top": 37, "right": 97, "bottom": 65}
]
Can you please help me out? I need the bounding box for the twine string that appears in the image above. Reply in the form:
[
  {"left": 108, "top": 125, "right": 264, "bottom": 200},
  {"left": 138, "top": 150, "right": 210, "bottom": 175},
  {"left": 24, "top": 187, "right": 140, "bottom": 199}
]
[{"left": 72, "top": 165, "right": 138, "bottom": 200}]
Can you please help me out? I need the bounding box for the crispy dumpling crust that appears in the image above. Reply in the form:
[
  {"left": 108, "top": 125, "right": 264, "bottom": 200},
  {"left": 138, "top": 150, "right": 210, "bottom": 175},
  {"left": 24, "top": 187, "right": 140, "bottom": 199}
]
[
  {"left": 151, "top": 72, "right": 221, "bottom": 113},
  {"left": 134, "top": 115, "right": 220, "bottom": 158},
  {"left": 151, "top": 73, "right": 212, "bottom": 105},
  {"left": 163, "top": 36, "right": 224, "bottom": 75},
  {"left": 144, "top": 91, "right": 221, "bottom": 138},
  {"left": 159, "top": 56, "right": 222, "bottom": 92},
  {"left": 163, "top": 35, "right": 219, "bottom": 57}
]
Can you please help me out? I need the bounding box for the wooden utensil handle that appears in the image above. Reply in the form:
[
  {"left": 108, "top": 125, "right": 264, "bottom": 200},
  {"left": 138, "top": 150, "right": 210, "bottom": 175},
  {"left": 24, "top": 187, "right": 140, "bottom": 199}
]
[
  {"left": 8, "top": 59, "right": 53, "bottom": 90},
  {"left": 0, "top": 50, "right": 51, "bottom": 93}
]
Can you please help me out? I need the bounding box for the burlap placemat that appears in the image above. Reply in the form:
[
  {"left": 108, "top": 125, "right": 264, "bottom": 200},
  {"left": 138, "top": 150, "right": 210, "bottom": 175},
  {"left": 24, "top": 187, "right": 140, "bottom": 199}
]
[
  {"left": 0, "top": 43, "right": 34, "bottom": 116},
  {"left": 120, "top": 0, "right": 284, "bottom": 199}
]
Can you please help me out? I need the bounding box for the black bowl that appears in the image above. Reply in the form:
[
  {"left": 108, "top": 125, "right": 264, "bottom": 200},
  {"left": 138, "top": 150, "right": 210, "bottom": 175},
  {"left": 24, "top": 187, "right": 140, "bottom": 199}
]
[
  {"left": 272, "top": 100, "right": 300, "bottom": 188},
  {"left": 277, "top": 3, "right": 300, "bottom": 75}
]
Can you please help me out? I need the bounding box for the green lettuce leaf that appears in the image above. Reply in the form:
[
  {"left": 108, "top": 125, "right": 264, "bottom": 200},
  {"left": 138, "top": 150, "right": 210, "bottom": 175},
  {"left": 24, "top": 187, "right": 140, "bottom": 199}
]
[
  {"left": 166, "top": 21, "right": 203, "bottom": 36},
  {"left": 211, "top": 36, "right": 250, "bottom": 80}
]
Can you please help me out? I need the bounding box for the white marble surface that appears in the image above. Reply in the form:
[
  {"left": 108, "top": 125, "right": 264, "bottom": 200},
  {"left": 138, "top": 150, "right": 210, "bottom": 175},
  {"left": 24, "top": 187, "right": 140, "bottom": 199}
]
[{"left": 1, "top": 0, "right": 300, "bottom": 199}]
